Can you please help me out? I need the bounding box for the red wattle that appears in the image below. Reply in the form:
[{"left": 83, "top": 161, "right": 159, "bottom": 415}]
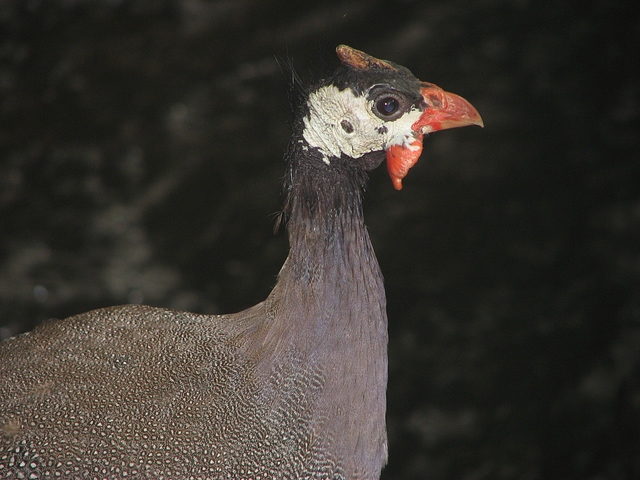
[{"left": 386, "top": 136, "right": 424, "bottom": 190}]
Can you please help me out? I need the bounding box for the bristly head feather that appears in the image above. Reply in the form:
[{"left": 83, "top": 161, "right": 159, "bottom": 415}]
[{"left": 275, "top": 54, "right": 309, "bottom": 114}]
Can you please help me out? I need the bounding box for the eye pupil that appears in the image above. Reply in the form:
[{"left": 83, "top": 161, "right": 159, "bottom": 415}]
[
  {"left": 379, "top": 97, "right": 399, "bottom": 115},
  {"left": 371, "top": 89, "right": 406, "bottom": 120}
]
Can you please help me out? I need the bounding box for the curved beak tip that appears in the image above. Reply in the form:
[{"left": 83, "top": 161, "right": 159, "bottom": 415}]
[{"left": 467, "top": 112, "right": 484, "bottom": 129}]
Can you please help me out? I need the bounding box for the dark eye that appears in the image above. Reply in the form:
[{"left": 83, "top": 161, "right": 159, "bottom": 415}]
[
  {"left": 377, "top": 97, "right": 399, "bottom": 116},
  {"left": 371, "top": 90, "right": 407, "bottom": 121}
]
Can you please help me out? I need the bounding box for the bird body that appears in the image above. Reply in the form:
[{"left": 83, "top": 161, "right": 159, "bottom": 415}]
[{"left": 0, "top": 46, "right": 482, "bottom": 479}]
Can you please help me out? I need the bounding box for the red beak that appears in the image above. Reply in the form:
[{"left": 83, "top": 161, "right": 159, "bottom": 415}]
[
  {"left": 386, "top": 83, "right": 483, "bottom": 190},
  {"left": 413, "top": 83, "right": 484, "bottom": 134}
]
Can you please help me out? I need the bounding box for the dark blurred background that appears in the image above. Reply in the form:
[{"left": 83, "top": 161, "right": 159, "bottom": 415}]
[{"left": 1, "top": 0, "right": 638, "bottom": 478}]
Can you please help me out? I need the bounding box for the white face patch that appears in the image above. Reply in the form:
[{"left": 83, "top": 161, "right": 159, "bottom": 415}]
[{"left": 302, "top": 85, "right": 423, "bottom": 163}]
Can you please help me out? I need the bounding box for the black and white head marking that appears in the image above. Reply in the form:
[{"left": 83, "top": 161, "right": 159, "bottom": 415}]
[{"left": 302, "top": 85, "right": 423, "bottom": 165}]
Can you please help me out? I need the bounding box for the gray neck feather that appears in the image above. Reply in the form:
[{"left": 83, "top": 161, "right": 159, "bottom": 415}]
[{"left": 255, "top": 138, "right": 389, "bottom": 476}]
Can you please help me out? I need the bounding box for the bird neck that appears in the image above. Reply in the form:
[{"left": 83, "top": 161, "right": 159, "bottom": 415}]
[
  {"left": 281, "top": 139, "right": 386, "bottom": 333},
  {"left": 261, "top": 136, "right": 389, "bottom": 475}
]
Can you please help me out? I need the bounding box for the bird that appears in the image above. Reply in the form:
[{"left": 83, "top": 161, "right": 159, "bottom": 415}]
[{"left": 0, "top": 45, "right": 482, "bottom": 480}]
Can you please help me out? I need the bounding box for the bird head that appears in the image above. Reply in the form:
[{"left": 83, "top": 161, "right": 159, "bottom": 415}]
[{"left": 301, "top": 45, "right": 483, "bottom": 190}]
